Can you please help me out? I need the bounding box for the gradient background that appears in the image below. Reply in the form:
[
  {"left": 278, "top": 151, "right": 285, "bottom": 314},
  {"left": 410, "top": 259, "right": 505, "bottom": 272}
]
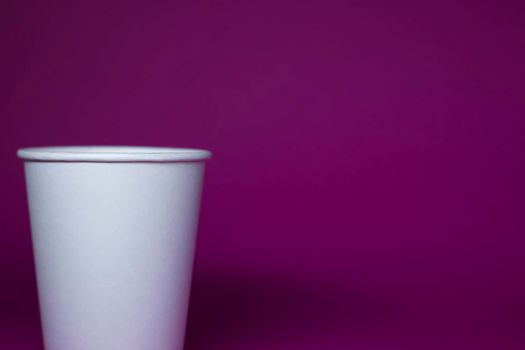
[{"left": 1, "top": 0, "right": 524, "bottom": 349}]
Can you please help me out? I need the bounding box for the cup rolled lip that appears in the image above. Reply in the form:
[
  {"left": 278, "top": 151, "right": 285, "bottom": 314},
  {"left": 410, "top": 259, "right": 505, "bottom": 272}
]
[{"left": 17, "top": 146, "right": 212, "bottom": 163}]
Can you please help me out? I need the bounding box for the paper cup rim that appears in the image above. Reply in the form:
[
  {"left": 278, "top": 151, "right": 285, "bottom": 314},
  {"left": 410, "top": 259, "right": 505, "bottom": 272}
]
[{"left": 17, "top": 146, "right": 212, "bottom": 163}]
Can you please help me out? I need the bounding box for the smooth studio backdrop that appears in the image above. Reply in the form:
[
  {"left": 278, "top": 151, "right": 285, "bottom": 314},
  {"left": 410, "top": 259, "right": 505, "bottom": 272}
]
[{"left": 1, "top": 0, "right": 524, "bottom": 349}]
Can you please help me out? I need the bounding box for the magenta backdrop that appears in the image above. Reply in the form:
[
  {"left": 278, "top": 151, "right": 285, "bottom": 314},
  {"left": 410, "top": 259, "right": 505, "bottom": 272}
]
[{"left": 1, "top": 0, "right": 525, "bottom": 349}]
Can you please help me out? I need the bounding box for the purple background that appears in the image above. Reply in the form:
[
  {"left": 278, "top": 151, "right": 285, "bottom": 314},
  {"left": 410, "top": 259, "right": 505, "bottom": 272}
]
[{"left": 1, "top": 0, "right": 525, "bottom": 349}]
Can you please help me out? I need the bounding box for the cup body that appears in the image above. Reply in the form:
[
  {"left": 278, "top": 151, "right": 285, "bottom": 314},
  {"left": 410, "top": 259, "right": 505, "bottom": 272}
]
[{"left": 19, "top": 147, "right": 210, "bottom": 350}]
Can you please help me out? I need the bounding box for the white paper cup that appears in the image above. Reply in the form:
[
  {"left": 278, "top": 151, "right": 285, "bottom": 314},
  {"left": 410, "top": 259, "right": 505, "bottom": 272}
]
[{"left": 18, "top": 146, "right": 211, "bottom": 350}]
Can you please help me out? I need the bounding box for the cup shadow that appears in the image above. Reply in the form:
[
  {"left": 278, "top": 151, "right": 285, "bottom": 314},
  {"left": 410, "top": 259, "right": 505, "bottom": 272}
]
[{"left": 184, "top": 271, "right": 404, "bottom": 349}]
